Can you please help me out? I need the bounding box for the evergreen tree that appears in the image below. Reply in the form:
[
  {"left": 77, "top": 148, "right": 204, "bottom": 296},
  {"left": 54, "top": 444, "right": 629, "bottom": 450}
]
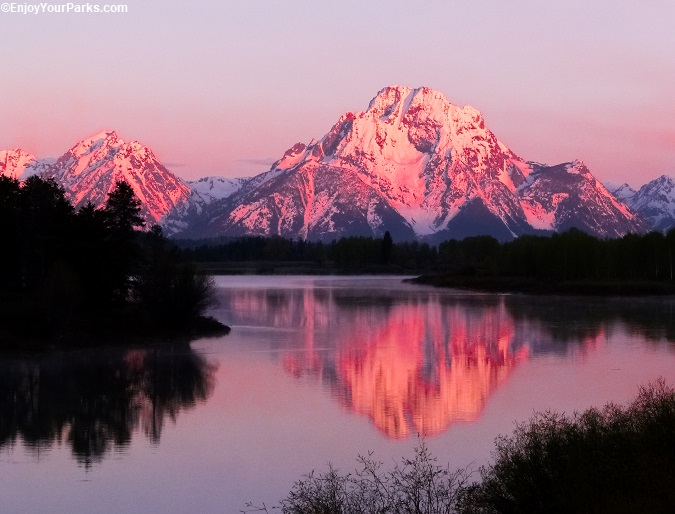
[
  {"left": 381, "top": 231, "right": 393, "bottom": 265},
  {"left": 105, "top": 181, "right": 145, "bottom": 232}
]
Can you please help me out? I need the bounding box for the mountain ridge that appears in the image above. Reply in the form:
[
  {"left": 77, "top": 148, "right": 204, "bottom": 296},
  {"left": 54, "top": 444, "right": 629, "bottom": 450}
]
[
  {"left": 2, "top": 86, "right": 670, "bottom": 239},
  {"left": 179, "top": 85, "right": 647, "bottom": 240},
  {"left": 611, "top": 175, "right": 675, "bottom": 232}
]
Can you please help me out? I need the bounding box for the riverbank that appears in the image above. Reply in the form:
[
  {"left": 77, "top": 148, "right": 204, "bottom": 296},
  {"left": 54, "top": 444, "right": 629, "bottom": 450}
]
[
  {"left": 410, "top": 273, "right": 675, "bottom": 296},
  {"left": 0, "top": 308, "right": 230, "bottom": 352},
  {"left": 195, "top": 261, "right": 422, "bottom": 276}
]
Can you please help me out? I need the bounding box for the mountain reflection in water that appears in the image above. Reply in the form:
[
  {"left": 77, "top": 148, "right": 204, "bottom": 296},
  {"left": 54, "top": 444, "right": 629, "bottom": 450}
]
[
  {"left": 218, "top": 279, "right": 675, "bottom": 439},
  {"left": 0, "top": 346, "right": 216, "bottom": 467}
]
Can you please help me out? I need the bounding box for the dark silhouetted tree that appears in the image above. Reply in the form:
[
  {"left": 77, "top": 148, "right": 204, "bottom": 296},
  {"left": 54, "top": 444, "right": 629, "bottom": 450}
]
[
  {"left": 105, "top": 181, "right": 145, "bottom": 232},
  {"left": 381, "top": 230, "right": 393, "bottom": 265}
]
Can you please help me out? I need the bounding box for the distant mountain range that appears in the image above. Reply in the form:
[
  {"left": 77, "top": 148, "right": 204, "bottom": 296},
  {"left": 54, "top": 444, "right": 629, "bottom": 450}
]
[
  {"left": 607, "top": 177, "right": 675, "bottom": 233},
  {"left": 2, "top": 86, "right": 673, "bottom": 241}
]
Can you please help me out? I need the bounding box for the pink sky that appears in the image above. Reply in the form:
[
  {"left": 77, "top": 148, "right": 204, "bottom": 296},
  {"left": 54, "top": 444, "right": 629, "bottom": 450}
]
[{"left": 0, "top": 0, "right": 673, "bottom": 187}]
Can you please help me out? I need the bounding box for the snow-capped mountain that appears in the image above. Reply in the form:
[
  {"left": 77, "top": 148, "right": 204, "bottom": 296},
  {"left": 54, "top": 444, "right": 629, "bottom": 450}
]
[
  {"left": 618, "top": 176, "right": 675, "bottom": 232},
  {"left": 41, "top": 131, "right": 192, "bottom": 226},
  {"left": 183, "top": 86, "right": 646, "bottom": 241},
  {"left": 0, "top": 149, "right": 52, "bottom": 179},
  {"left": 517, "top": 160, "right": 644, "bottom": 238},
  {"left": 188, "top": 176, "right": 248, "bottom": 203},
  {"left": 608, "top": 183, "right": 637, "bottom": 202},
  {"left": 1, "top": 132, "right": 246, "bottom": 231},
  {"left": 162, "top": 176, "right": 248, "bottom": 235},
  {"left": 1, "top": 88, "right": 653, "bottom": 241}
]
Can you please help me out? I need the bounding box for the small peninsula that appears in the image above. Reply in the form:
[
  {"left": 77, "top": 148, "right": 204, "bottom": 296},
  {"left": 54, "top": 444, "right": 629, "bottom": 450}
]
[{"left": 0, "top": 176, "right": 228, "bottom": 350}]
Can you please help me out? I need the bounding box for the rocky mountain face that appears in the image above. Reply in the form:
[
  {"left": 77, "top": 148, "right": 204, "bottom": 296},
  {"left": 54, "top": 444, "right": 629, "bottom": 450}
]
[
  {"left": 181, "top": 86, "right": 646, "bottom": 241},
  {"left": 612, "top": 176, "right": 675, "bottom": 232},
  {"left": 517, "top": 161, "right": 645, "bottom": 238}
]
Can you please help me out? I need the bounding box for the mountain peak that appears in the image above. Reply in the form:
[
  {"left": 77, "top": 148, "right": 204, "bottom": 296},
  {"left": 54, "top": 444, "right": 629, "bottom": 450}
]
[
  {"left": 43, "top": 131, "right": 191, "bottom": 225},
  {"left": 623, "top": 174, "right": 675, "bottom": 231},
  {"left": 184, "top": 85, "right": 645, "bottom": 241},
  {"left": 64, "top": 130, "right": 123, "bottom": 159},
  {"left": 0, "top": 149, "right": 37, "bottom": 179},
  {"left": 610, "top": 183, "right": 637, "bottom": 202},
  {"left": 83, "top": 130, "right": 122, "bottom": 147},
  {"left": 366, "top": 85, "right": 486, "bottom": 131},
  {"left": 655, "top": 174, "right": 675, "bottom": 185},
  {"left": 91, "top": 129, "right": 119, "bottom": 140}
]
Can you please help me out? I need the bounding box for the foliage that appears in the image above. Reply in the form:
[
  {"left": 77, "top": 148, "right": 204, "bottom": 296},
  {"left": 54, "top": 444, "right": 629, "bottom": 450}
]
[
  {"left": 178, "top": 227, "right": 675, "bottom": 284},
  {"left": 135, "top": 226, "right": 216, "bottom": 329},
  {"left": 105, "top": 180, "right": 145, "bottom": 232},
  {"left": 256, "top": 380, "right": 675, "bottom": 514},
  {"left": 0, "top": 176, "right": 219, "bottom": 346},
  {"left": 459, "top": 378, "right": 675, "bottom": 514},
  {"left": 178, "top": 234, "right": 439, "bottom": 272},
  {"left": 245, "top": 440, "right": 469, "bottom": 514}
]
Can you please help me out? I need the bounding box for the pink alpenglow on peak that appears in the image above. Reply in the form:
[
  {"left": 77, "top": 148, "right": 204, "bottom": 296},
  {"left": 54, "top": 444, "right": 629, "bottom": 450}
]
[
  {"left": 0, "top": 87, "right": 659, "bottom": 240},
  {"left": 186, "top": 85, "right": 646, "bottom": 241},
  {"left": 42, "top": 130, "right": 191, "bottom": 226},
  {"left": 0, "top": 149, "right": 51, "bottom": 180}
]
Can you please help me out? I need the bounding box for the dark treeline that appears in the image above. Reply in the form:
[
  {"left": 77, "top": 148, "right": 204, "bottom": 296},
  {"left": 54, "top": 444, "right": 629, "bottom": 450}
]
[
  {"left": 178, "top": 228, "right": 675, "bottom": 287},
  {"left": 178, "top": 231, "right": 438, "bottom": 271},
  {"left": 0, "top": 175, "right": 222, "bottom": 347},
  {"left": 440, "top": 229, "right": 675, "bottom": 282}
]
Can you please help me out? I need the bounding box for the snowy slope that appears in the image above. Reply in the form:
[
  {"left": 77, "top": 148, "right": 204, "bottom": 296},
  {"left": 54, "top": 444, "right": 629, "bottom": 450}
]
[
  {"left": 188, "top": 176, "right": 248, "bottom": 203},
  {"left": 623, "top": 175, "right": 675, "bottom": 232},
  {"left": 518, "top": 161, "right": 646, "bottom": 237},
  {"left": 162, "top": 175, "right": 248, "bottom": 235},
  {"left": 608, "top": 182, "right": 637, "bottom": 202}
]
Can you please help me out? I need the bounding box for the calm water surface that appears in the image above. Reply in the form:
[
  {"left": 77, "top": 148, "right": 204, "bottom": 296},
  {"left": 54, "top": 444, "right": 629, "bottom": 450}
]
[{"left": 2, "top": 276, "right": 675, "bottom": 512}]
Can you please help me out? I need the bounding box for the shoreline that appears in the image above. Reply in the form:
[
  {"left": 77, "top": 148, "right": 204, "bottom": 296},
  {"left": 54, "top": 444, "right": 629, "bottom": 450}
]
[
  {"left": 409, "top": 274, "right": 675, "bottom": 296},
  {"left": 0, "top": 315, "right": 230, "bottom": 353}
]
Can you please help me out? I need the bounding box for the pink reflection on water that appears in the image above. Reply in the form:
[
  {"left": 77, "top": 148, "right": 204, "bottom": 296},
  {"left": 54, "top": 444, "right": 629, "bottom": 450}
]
[
  {"left": 223, "top": 282, "right": 532, "bottom": 439},
  {"left": 335, "top": 301, "right": 529, "bottom": 438}
]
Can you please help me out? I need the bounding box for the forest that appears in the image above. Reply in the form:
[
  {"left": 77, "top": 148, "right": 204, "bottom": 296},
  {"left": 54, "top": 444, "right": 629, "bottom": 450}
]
[
  {"left": 179, "top": 228, "right": 675, "bottom": 293},
  {"left": 422, "top": 228, "right": 675, "bottom": 294},
  {"left": 0, "top": 175, "right": 224, "bottom": 348},
  {"left": 177, "top": 232, "right": 437, "bottom": 272}
]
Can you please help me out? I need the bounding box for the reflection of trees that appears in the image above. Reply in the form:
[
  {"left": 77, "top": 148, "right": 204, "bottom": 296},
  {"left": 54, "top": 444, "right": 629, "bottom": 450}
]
[
  {"left": 0, "top": 346, "right": 216, "bottom": 467},
  {"left": 505, "top": 296, "right": 675, "bottom": 354}
]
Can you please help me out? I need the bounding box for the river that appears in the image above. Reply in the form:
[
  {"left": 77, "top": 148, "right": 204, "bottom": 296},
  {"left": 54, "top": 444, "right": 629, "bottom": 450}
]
[{"left": 2, "top": 275, "right": 675, "bottom": 512}]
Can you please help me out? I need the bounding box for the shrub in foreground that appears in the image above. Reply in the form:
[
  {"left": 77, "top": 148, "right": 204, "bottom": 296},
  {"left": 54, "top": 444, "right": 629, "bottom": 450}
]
[
  {"left": 257, "top": 380, "right": 675, "bottom": 514},
  {"left": 459, "top": 378, "right": 675, "bottom": 514},
  {"left": 246, "top": 441, "right": 469, "bottom": 513}
]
